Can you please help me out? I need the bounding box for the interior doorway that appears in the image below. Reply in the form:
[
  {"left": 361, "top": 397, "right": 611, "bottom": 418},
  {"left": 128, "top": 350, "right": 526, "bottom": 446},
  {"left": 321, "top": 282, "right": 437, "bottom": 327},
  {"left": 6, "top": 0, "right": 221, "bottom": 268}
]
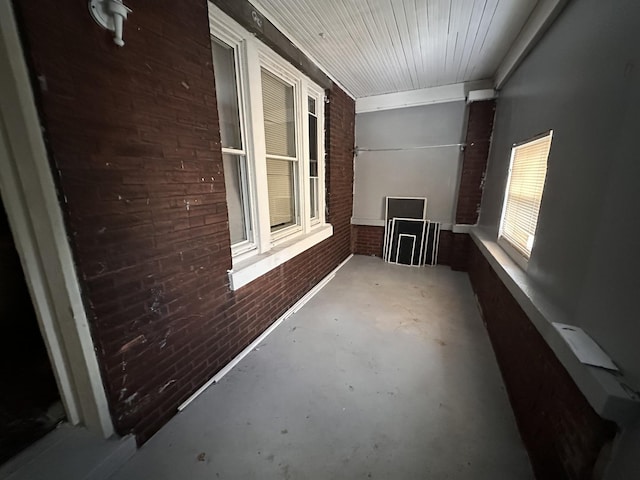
[{"left": 0, "top": 202, "right": 65, "bottom": 464}]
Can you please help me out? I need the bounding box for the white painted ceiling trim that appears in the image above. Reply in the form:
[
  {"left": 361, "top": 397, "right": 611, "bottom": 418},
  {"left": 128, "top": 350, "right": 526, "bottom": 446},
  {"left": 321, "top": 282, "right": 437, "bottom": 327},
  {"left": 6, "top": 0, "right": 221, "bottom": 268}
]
[
  {"left": 249, "top": 1, "right": 356, "bottom": 98},
  {"left": 357, "top": 83, "right": 464, "bottom": 113},
  {"left": 494, "top": 0, "right": 570, "bottom": 89},
  {"left": 356, "top": 79, "right": 494, "bottom": 113},
  {"left": 467, "top": 88, "right": 497, "bottom": 104}
]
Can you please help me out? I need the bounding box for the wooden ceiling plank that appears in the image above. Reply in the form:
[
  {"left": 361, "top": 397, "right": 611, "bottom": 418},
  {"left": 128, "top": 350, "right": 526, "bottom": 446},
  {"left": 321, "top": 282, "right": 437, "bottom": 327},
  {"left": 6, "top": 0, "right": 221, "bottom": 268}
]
[
  {"left": 363, "top": 0, "right": 410, "bottom": 92},
  {"left": 263, "top": 0, "right": 365, "bottom": 94},
  {"left": 464, "top": 0, "right": 499, "bottom": 81},
  {"left": 390, "top": 0, "right": 421, "bottom": 89},
  {"left": 234, "top": 0, "right": 549, "bottom": 98},
  {"left": 329, "top": 0, "right": 389, "bottom": 95}
]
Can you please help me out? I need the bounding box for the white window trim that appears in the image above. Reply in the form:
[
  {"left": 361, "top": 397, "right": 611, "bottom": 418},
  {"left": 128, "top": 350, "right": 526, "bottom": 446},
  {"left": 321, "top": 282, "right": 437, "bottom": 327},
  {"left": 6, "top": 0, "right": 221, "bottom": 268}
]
[
  {"left": 210, "top": 24, "right": 259, "bottom": 259},
  {"left": 208, "top": 4, "right": 332, "bottom": 290},
  {"left": 229, "top": 224, "right": 333, "bottom": 290},
  {"left": 257, "top": 58, "right": 303, "bottom": 242},
  {"left": 306, "top": 85, "right": 326, "bottom": 226}
]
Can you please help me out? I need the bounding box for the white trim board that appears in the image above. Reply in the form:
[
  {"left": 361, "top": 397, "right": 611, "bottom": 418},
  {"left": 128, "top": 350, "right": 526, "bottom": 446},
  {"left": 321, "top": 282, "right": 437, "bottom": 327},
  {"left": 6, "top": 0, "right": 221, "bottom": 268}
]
[
  {"left": 355, "top": 79, "right": 493, "bottom": 114},
  {"left": 494, "top": 0, "right": 570, "bottom": 89},
  {"left": 179, "top": 253, "right": 354, "bottom": 412},
  {"left": 229, "top": 224, "right": 333, "bottom": 290},
  {"left": 0, "top": 0, "right": 113, "bottom": 437}
]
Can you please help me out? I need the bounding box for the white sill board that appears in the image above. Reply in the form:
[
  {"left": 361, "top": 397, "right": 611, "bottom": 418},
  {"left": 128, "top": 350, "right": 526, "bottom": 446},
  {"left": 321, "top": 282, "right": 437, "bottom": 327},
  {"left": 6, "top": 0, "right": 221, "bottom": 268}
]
[
  {"left": 470, "top": 227, "right": 640, "bottom": 425},
  {"left": 229, "top": 224, "right": 333, "bottom": 291}
]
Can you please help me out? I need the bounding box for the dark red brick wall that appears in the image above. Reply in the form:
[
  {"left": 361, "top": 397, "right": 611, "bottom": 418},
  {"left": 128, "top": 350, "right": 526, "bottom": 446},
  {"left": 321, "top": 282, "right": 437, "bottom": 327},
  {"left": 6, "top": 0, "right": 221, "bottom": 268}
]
[
  {"left": 455, "top": 100, "right": 495, "bottom": 225},
  {"left": 352, "top": 225, "right": 384, "bottom": 257},
  {"left": 16, "top": 0, "right": 354, "bottom": 444},
  {"left": 449, "top": 232, "right": 470, "bottom": 271},
  {"left": 468, "top": 241, "right": 616, "bottom": 480}
]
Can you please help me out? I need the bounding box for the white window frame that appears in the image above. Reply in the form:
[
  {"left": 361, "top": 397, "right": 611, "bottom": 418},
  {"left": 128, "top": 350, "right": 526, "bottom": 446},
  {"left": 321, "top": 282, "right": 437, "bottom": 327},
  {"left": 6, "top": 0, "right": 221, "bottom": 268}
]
[
  {"left": 306, "top": 87, "right": 325, "bottom": 226},
  {"left": 210, "top": 27, "right": 258, "bottom": 259},
  {"left": 498, "top": 131, "right": 552, "bottom": 270},
  {"left": 208, "top": 4, "right": 332, "bottom": 289},
  {"left": 258, "top": 54, "right": 304, "bottom": 242}
]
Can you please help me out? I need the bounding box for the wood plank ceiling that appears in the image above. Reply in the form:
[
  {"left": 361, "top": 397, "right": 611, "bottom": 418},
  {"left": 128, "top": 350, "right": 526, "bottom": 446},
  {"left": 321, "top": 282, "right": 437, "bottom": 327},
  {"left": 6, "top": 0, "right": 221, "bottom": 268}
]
[{"left": 249, "top": 0, "right": 539, "bottom": 98}]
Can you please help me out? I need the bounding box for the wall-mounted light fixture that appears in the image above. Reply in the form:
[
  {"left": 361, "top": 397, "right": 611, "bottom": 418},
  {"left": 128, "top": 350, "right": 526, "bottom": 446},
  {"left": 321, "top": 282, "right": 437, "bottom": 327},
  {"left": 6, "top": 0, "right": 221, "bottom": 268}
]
[{"left": 89, "top": 0, "right": 131, "bottom": 47}]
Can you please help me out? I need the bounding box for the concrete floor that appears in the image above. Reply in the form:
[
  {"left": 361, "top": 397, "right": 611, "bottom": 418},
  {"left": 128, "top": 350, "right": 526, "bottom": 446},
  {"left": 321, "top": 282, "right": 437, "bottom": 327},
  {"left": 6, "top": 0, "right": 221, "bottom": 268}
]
[{"left": 109, "top": 255, "right": 533, "bottom": 480}]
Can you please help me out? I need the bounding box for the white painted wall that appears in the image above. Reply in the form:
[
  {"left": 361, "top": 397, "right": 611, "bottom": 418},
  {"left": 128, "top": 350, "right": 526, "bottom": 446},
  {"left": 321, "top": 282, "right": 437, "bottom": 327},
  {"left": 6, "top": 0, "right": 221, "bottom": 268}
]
[
  {"left": 478, "top": 0, "right": 640, "bottom": 477},
  {"left": 353, "top": 101, "right": 466, "bottom": 227}
]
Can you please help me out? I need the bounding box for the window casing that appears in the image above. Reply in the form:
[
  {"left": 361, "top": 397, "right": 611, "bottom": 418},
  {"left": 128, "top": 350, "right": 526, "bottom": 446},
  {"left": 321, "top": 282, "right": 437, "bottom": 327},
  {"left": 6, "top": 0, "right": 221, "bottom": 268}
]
[
  {"left": 208, "top": 6, "right": 329, "bottom": 276},
  {"left": 498, "top": 131, "right": 553, "bottom": 269}
]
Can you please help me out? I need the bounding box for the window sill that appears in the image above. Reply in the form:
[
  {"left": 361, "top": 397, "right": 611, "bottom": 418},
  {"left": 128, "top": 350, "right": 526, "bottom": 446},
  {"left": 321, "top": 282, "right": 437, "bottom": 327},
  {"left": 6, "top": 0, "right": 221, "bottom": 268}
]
[
  {"left": 471, "top": 227, "right": 640, "bottom": 425},
  {"left": 228, "top": 224, "right": 333, "bottom": 291}
]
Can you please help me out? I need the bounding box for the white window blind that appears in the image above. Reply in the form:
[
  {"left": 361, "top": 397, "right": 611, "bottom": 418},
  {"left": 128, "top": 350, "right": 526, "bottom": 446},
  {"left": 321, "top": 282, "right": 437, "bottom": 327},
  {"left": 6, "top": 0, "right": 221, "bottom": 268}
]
[
  {"left": 499, "top": 131, "right": 552, "bottom": 260},
  {"left": 266, "top": 158, "right": 295, "bottom": 229},
  {"left": 262, "top": 68, "right": 298, "bottom": 232},
  {"left": 261, "top": 69, "right": 295, "bottom": 157}
]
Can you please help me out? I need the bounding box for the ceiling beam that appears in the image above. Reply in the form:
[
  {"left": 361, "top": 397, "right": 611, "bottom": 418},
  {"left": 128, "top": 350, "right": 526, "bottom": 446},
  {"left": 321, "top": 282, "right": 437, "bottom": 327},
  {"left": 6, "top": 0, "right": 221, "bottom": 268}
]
[
  {"left": 356, "top": 80, "right": 494, "bottom": 114},
  {"left": 494, "top": 0, "right": 571, "bottom": 89}
]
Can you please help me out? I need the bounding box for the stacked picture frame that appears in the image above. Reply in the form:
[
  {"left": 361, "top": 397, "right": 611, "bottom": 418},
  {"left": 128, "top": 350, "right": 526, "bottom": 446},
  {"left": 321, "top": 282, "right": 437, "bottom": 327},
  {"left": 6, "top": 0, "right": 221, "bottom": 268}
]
[{"left": 383, "top": 197, "right": 441, "bottom": 267}]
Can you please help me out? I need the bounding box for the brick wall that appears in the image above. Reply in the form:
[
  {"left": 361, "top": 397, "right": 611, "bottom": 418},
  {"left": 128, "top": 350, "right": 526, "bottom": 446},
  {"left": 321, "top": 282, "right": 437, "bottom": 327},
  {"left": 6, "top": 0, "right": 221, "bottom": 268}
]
[
  {"left": 352, "top": 225, "right": 384, "bottom": 257},
  {"left": 468, "top": 241, "right": 616, "bottom": 479},
  {"left": 16, "top": 0, "right": 354, "bottom": 444},
  {"left": 455, "top": 100, "right": 495, "bottom": 225}
]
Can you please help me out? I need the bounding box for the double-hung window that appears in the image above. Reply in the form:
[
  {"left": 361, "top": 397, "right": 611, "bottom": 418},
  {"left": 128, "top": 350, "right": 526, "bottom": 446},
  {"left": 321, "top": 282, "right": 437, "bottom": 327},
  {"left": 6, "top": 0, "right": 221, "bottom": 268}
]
[
  {"left": 498, "top": 131, "right": 553, "bottom": 268},
  {"left": 208, "top": 4, "right": 331, "bottom": 290},
  {"left": 261, "top": 69, "right": 299, "bottom": 235},
  {"left": 210, "top": 35, "right": 255, "bottom": 256}
]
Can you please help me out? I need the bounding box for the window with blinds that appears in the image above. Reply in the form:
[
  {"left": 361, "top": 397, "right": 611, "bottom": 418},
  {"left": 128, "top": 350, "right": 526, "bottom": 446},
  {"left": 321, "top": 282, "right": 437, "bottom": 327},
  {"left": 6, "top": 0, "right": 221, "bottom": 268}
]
[
  {"left": 261, "top": 69, "right": 295, "bottom": 157},
  {"left": 498, "top": 131, "right": 553, "bottom": 264},
  {"left": 261, "top": 69, "right": 298, "bottom": 232}
]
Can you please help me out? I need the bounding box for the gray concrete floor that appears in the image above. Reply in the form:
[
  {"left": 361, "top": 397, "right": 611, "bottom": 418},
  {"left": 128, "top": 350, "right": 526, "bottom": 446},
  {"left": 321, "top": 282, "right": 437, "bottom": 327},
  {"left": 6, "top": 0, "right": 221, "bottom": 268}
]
[{"left": 109, "top": 255, "right": 533, "bottom": 480}]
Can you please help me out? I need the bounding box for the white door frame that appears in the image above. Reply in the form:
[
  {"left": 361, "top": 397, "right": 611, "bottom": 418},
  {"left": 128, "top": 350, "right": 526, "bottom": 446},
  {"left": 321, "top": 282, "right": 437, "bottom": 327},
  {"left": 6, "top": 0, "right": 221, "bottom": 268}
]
[{"left": 0, "top": 0, "right": 113, "bottom": 438}]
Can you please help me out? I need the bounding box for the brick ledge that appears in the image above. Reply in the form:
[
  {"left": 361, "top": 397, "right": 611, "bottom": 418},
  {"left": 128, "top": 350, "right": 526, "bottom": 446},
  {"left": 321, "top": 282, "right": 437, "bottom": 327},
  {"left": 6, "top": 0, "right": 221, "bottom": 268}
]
[{"left": 471, "top": 227, "right": 640, "bottom": 425}]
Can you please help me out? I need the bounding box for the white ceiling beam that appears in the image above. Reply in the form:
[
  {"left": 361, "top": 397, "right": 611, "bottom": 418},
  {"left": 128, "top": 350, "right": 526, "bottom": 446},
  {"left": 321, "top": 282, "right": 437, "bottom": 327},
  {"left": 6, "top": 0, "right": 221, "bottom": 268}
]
[
  {"left": 356, "top": 79, "right": 493, "bottom": 113},
  {"left": 467, "top": 89, "right": 498, "bottom": 104},
  {"left": 494, "top": 0, "right": 570, "bottom": 89}
]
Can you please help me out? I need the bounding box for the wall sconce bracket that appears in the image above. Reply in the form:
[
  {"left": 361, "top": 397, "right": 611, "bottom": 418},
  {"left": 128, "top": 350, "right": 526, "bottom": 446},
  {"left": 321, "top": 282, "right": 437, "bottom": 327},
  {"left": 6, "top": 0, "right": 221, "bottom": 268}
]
[{"left": 89, "top": 0, "right": 131, "bottom": 47}]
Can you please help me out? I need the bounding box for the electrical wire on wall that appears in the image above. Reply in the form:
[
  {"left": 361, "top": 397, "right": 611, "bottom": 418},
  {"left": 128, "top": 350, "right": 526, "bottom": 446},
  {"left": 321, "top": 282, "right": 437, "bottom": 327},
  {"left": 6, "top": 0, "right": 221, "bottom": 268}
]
[{"left": 354, "top": 143, "right": 466, "bottom": 155}]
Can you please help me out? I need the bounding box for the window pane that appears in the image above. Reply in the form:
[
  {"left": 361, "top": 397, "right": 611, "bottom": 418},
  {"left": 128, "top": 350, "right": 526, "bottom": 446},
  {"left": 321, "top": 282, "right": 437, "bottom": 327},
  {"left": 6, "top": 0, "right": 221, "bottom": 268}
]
[
  {"left": 308, "top": 113, "right": 318, "bottom": 162},
  {"left": 211, "top": 38, "right": 242, "bottom": 150},
  {"left": 308, "top": 97, "right": 319, "bottom": 219},
  {"left": 223, "top": 153, "right": 249, "bottom": 244},
  {"left": 267, "top": 158, "right": 295, "bottom": 231},
  {"left": 261, "top": 70, "right": 295, "bottom": 157},
  {"left": 310, "top": 177, "right": 318, "bottom": 219}
]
